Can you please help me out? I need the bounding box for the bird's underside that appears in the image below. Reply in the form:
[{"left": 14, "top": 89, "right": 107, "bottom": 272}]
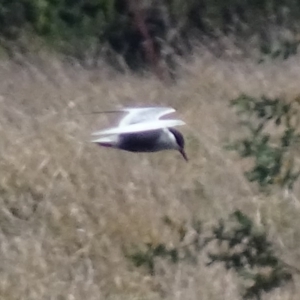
[{"left": 118, "top": 130, "right": 163, "bottom": 152}]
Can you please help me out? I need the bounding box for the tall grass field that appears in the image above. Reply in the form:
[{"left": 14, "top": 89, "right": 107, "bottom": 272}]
[{"left": 0, "top": 47, "right": 300, "bottom": 299}]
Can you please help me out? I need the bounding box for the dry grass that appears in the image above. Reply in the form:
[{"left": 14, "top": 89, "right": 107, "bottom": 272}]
[{"left": 0, "top": 48, "right": 300, "bottom": 300}]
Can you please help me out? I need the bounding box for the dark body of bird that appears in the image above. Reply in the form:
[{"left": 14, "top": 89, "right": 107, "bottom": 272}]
[{"left": 117, "top": 128, "right": 185, "bottom": 153}]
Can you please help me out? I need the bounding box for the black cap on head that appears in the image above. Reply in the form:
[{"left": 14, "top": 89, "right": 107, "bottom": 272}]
[
  {"left": 169, "top": 128, "right": 188, "bottom": 161},
  {"left": 169, "top": 128, "right": 184, "bottom": 148}
]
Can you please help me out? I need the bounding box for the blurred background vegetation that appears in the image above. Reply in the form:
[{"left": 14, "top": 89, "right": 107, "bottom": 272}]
[
  {"left": 1, "top": 1, "right": 300, "bottom": 300},
  {"left": 1, "top": 0, "right": 300, "bottom": 71}
]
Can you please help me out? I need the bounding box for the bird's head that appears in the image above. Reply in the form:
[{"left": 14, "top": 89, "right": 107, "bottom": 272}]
[{"left": 169, "top": 128, "right": 188, "bottom": 161}]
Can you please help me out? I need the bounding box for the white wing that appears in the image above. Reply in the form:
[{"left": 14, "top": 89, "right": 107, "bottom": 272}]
[
  {"left": 118, "top": 107, "right": 175, "bottom": 126},
  {"left": 91, "top": 119, "right": 185, "bottom": 136}
]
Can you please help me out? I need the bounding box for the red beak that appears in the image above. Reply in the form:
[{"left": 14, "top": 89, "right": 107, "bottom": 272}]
[{"left": 179, "top": 149, "right": 188, "bottom": 161}]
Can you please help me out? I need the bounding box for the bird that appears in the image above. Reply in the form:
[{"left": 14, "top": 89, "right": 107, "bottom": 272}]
[{"left": 90, "top": 107, "right": 188, "bottom": 161}]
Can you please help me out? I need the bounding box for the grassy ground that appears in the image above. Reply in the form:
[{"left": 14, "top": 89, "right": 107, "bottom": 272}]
[{"left": 0, "top": 47, "right": 300, "bottom": 300}]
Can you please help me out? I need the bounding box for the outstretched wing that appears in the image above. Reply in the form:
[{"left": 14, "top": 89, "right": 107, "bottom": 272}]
[
  {"left": 118, "top": 107, "right": 175, "bottom": 126},
  {"left": 91, "top": 119, "right": 185, "bottom": 136}
]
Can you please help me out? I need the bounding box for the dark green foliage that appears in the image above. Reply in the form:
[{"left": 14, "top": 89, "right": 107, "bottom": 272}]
[
  {"left": 227, "top": 94, "right": 300, "bottom": 191},
  {"left": 1, "top": 1, "right": 300, "bottom": 68},
  {"left": 125, "top": 211, "right": 296, "bottom": 299},
  {"left": 126, "top": 243, "right": 179, "bottom": 275},
  {"left": 0, "top": 0, "right": 121, "bottom": 58},
  {"left": 259, "top": 39, "right": 300, "bottom": 62},
  {"left": 125, "top": 216, "right": 205, "bottom": 275},
  {"left": 206, "top": 210, "right": 293, "bottom": 300},
  {"left": 0, "top": 0, "right": 27, "bottom": 38}
]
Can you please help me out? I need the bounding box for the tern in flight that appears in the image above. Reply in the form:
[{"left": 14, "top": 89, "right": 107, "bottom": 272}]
[{"left": 91, "top": 107, "right": 188, "bottom": 161}]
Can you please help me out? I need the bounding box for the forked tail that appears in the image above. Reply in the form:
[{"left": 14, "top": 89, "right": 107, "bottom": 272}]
[{"left": 91, "top": 136, "right": 117, "bottom": 148}]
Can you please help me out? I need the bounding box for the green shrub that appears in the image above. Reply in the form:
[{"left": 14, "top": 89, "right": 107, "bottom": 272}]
[
  {"left": 227, "top": 94, "right": 300, "bottom": 191},
  {"left": 125, "top": 211, "right": 295, "bottom": 299},
  {"left": 1, "top": 1, "right": 300, "bottom": 67},
  {"left": 206, "top": 210, "right": 294, "bottom": 300},
  {"left": 125, "top": 216, "right": 204, "bottom": 275}
]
